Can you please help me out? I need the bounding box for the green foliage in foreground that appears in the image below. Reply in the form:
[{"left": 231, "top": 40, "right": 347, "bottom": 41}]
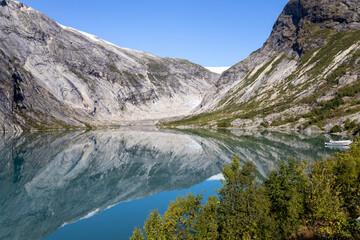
[{"left": 131, "top": 139, "right": 360, "bottom": 239}]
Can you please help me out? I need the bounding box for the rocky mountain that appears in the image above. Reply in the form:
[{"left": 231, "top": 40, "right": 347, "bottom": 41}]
[
  {"left": 0, "top": 128, "right": 334, "bottom": 239},
  {"left": 0, "top": 0, "right": 219, "bottom": 132},
  {"left": 169, "top": 0, "right": 360, "bottom": 133}
]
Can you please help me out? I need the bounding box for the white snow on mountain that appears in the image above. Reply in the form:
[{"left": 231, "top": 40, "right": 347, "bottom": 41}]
[{"left": 205, "top": 67, "right": 230, "bottom": 74}]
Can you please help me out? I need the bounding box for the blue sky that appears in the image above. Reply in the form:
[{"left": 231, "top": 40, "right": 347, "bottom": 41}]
[{"left": 20, "top": 0, "right": 289, "bottom": 67}]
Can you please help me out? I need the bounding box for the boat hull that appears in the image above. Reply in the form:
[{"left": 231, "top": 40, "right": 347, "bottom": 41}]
[{"left": 325, "top": 140, "right": 353, "bottom": 146}]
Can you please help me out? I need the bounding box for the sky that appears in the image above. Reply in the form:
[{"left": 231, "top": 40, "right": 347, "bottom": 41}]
[{"left": 20, "top": 0, "right": 289, "bottom": 67}]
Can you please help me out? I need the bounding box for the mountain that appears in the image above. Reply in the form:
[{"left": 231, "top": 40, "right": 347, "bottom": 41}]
[
  {"left": 0, "top": 0, "right": 218, "bottom": 132},
  {"left": 168, "top": 0, "right": 360, "bottom": 133}
]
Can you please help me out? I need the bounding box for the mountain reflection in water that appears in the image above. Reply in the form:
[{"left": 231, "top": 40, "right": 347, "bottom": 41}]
[{"left": 0, "top": 128, "right": 335, "bottom": 240}]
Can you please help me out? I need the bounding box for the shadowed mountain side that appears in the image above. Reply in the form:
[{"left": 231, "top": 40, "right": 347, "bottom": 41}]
[{"left": 0, "top": 128, "right": 335, "bottom": 240}]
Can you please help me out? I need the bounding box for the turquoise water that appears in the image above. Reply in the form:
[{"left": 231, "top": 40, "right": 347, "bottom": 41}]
[
  {"left": 0, "top": 128, "right": 337, "bottom": 240},
  {"left": 46, "top": 180, "right": 222, "bottom": 240}
]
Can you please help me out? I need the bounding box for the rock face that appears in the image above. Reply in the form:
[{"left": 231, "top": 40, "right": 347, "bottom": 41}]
[
  {"left": 179, "top": 0, "right": 360, "bottom": 132},
  {"left": 0, "top": 0, "right": 219, "bottom": 132},
  {"left": 267, "top": 0, "right": 360, "bottom": 54}
]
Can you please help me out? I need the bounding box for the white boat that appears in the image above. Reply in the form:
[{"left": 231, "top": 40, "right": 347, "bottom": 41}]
[{"left": 325, "top": 140, "right": 353, "bottom": 146}]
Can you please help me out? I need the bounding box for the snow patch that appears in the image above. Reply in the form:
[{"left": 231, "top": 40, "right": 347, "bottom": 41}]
[
  {"left": 14, "top": 0, "right": 35, "bottom": 11},
  {"left": 60, "top": 208, "right": 101, "bottom": 228},
  {"left": 61, "top": 222, "right": 69, "bottom": 228},
  {"left": 186, "top": 140, "right": 203, "bottom": 150},
  {"left": 57, "top": 23, "right": 154, "bottom": 56},
  {"left": 207, "top": 173, "right": 224, "bottom": 181},
  {"left": 58, "top": 24, "right": 107, "bottom": 44},
  {"left": 78, "top": 208, "right": 100, "bottom": 221},
  {"left": 185, "top": 99, "right": 202, "bottom": 108},
  {"left": 205, "top": 67, "right": 230, "bottom": 74}
]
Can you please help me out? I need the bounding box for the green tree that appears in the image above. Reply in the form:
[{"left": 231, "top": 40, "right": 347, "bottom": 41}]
[
  {"left": 144, "top": 210, "right": 166, "bottom": 239},
  {"left": 217, "top": 157, "right": 273, "bottom": 239},
  {"left": 163, "top": 193, "right": 203, "bottom": 239},
  {"left": 333, "top": 139, "right": 360, "bottom": 218},
  {"left": 195, "top": 195, "right": 219, "bottom": 239},
  {"left": 306, "top": 158, "right": 348, "bottom": 238},
  {"left": 264, "top": 158, "right": 308, "bottom": 238},
  {"left": 130, "top": 227, "right": 145, "bottom": 240},
  {"left": 130, "top": 139, "right": 360, "bottom": 239}
]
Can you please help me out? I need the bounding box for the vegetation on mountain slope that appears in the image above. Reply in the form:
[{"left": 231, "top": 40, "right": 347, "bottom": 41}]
[
  {"left": 164, "top": 28, "right": 360, "bottom": 132},
  {"left": 164, "top": 0, "right": 360, "bottom": 132}
]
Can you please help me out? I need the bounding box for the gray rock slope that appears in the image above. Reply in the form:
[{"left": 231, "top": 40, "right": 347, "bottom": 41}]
[
  {"left": 180, "top": 0, "right": 360, "bottom": 131},
  {"left": 0, "top": 128, "right": 333, "bottom": 240},
  {"left": 0, "top": 0, "right": 219, "bottom": 132}
]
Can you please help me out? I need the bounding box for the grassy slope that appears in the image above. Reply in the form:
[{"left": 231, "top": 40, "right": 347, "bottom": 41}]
[{"left": 164, "top": 29, "right": 360, "bottom": 130}]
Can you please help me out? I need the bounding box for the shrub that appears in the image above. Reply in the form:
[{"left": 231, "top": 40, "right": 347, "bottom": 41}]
[
  {"left": 344, "top": 119, "right": 358, "bottom": 131},
  {"left": 217, "top": 120, "right": 232, "bottom": 128},
  {"left": 261, "top": 121, "right": 269, "bottom": 128},
  {"left": 330, "top": 125, "right": 343, "bottom": 133}
]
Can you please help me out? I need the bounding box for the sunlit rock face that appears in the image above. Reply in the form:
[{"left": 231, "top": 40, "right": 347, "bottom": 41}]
[
  {"left": 0, "top": 0, "right": 219, "bottom": 132},
  {"left": 0, "top": 128, "right": 335, "bottom": 240}
]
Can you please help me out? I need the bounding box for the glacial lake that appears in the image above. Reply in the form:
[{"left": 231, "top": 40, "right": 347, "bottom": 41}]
[{"left": 0, "top": 128, "right": 342, "bottom": 240}]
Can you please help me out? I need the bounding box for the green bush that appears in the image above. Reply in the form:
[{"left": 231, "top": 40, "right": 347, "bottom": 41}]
[
  {"left": 217, "top": 120, "right": 232, "bottom": 128},
  {"left": 260, "top": 121, "right": 269, "bottom": 128},
  {"left": 330, "top": 125, "right": 343, "bottom": 133},
  {"left": 344, "top": 119, "right": 358, "bottom": 131}
]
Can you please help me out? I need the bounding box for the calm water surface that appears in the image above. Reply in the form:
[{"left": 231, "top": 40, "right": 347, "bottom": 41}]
[{"left": 0, "top": 128, "right": 340, "bottom": 240}]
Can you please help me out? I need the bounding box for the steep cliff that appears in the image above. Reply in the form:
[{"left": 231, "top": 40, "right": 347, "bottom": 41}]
[
  {"left": 0, "top": 0, "right": 218, "bottom": 132},
  {"left": 169, "top": 0, "right": 360, "bottom": 132}
]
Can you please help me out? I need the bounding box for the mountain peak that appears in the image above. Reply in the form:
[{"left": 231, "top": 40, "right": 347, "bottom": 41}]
[
  {"left": 0, "top": 0, "right": 7, "bottom": 6},
  {"left": 182, "top": 0, "right": 360, "bottom": 133},
  {"left": 266, "top": 0, "right": 360, "bottom": 55},
  {"left": 1, "top": 0, "right": 33, "bottom": 10}
]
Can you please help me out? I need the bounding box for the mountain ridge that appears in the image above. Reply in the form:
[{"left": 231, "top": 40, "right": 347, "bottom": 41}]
[
  {"left": 0, "top": 0, "right": 219, "bottom": 132},
  {"left": 1, "top": 0, "right": 359, "bottom": 133},
  {"left": 168, "top": 0, "right": 360, "bottom": 134}
]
